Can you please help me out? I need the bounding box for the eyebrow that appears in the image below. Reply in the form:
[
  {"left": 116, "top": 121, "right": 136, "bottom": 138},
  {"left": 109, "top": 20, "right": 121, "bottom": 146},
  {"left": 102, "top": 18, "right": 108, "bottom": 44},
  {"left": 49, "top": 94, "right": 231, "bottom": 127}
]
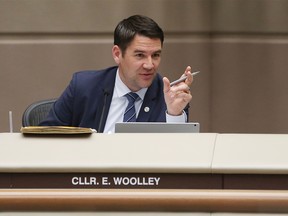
[{"left": 134, "top": 49, "right": 162, "bottom": 54}]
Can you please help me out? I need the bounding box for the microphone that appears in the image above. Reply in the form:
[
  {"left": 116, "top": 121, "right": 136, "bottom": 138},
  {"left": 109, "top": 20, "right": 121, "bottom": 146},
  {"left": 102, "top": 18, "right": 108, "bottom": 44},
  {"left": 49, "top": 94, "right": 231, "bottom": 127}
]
[{"left": 98, "top": 89, "right": 110, "bottom": 133}]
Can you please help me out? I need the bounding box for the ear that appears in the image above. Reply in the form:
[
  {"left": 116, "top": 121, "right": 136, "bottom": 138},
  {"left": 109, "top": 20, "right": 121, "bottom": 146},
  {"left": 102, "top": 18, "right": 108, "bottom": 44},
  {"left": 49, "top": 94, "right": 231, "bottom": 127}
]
[{"left": 112, "top": 45, "right": 122, "bottom": 64}]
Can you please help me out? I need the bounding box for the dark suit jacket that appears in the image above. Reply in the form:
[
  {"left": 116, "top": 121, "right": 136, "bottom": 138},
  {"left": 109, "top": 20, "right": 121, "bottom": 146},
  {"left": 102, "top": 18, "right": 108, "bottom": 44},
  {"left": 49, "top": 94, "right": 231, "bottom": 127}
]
[{"left": 40, "top": 66, "right": 189, "bottom": 132}]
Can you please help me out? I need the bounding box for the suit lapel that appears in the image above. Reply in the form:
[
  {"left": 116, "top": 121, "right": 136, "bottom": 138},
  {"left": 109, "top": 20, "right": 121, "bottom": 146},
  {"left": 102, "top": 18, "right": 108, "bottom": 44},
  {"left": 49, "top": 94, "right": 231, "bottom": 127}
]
[{"left": 137, "top": 76, "right": 161, "bottom": 122}]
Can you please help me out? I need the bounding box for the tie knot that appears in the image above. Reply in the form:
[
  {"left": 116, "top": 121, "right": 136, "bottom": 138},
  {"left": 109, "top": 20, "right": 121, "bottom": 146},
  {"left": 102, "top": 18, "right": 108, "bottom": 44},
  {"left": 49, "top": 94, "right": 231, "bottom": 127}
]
[{"left": 125, "top": 92, "right": 139, "bottom": 103}]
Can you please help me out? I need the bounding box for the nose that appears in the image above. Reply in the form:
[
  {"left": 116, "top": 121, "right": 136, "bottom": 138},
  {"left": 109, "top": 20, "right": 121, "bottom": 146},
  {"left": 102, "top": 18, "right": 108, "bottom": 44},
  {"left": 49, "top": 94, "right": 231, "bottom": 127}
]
[{"left": 143, "top": 57, "right": 154, "bottom": 70}]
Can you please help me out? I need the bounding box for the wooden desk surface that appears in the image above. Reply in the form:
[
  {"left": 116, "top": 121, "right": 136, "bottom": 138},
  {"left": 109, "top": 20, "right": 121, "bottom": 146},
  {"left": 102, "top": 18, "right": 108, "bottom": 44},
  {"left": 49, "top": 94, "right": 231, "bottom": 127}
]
[{"left": 1, "top": 189, "right": 288, "bottom": 213}]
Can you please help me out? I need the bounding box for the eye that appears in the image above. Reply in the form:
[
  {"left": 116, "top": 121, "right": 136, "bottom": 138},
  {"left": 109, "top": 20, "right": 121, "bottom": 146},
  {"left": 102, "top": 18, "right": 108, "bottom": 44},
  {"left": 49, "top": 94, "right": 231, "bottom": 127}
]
[
  {"left": 134, "top": 52, "right": 145, "bottom": 58},
  {"left": 152, "top": 53, "right": 161, "bottom": 58}
]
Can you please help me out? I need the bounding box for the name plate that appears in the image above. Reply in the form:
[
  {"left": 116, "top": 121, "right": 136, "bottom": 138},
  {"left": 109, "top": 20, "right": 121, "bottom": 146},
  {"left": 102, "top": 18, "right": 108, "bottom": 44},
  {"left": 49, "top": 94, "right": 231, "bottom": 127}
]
[
  {"left": 9, "top": 173, "right": 222, "bottom": 189},
  {"left": 2, "top": 173, "right": 288, "bottom": 189}
]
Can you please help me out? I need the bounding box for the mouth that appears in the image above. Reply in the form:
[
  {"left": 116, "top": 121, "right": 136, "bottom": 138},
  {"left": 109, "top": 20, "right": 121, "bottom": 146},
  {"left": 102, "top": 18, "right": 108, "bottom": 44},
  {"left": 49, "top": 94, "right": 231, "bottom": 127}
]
[{"left": 140, "top": 73, "right": 154, "bottom": 80}]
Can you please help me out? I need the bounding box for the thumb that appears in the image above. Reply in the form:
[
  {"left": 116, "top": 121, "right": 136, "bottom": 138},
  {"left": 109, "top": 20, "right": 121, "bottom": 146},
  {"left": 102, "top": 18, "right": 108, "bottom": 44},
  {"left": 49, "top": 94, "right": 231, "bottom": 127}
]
[{"left": 163, "top": 77, "right": 170, "bottom": 93}]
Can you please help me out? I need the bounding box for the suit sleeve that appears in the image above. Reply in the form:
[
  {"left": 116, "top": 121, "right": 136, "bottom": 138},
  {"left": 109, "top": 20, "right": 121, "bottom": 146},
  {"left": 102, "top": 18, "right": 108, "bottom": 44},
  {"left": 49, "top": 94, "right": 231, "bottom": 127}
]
[{"left": 39, "top": 74, "right": 76, "bottom": 126}]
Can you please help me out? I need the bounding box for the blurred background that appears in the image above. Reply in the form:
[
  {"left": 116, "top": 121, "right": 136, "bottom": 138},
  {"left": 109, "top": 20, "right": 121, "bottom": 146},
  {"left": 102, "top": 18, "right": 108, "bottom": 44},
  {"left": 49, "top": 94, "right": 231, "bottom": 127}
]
[{"left": 0, "top": 0, "right": 287, "bottom": 133}]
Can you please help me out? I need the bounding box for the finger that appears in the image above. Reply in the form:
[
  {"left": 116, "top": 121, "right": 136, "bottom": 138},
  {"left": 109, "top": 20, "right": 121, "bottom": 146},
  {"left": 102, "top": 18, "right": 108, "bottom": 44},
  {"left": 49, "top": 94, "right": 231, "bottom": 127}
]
[
  {"left": 163, "top": 77, "right": 171, "bottom": 94},
  {"left": 176, "top": 90, "right": 192, "bottom": 101},
  {"left": 184, "top": 66, "right": 193, "bottom": 85},
  {"left": 171, "top": 82, "right": 190, "bottom": 93},
  {"left": 185, "top": 66, "right": 192, "bottom": 74}
]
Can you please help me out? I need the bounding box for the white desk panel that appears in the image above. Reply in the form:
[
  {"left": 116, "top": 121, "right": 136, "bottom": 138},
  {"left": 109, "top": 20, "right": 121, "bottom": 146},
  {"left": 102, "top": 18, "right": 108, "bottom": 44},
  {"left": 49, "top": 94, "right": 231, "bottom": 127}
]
[
  {"left": 212, "top": 134, "right": 288, "bottom": 174},
  {"left": 0, "top": 133, "right": 217, "bottom": 173}
]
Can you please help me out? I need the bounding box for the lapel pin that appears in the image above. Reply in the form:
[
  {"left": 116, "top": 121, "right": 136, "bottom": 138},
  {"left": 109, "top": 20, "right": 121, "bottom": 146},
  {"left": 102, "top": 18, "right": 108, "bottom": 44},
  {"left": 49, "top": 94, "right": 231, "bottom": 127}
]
[{"left": 144, "top": 107, "right": 150, "bottom": 112}]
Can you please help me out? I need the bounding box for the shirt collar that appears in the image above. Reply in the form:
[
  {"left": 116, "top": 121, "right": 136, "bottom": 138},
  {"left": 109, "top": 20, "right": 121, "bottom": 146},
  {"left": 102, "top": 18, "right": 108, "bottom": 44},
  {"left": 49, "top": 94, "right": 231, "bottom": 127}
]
[{"left": 114, "top": 68, "right": 147, "bottom": 100}]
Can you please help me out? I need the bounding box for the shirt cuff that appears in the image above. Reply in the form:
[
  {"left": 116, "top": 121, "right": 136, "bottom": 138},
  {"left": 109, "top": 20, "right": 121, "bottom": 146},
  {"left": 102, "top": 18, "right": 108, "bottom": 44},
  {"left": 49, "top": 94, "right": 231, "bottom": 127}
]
[{"left": 166, "top": 110, "right": 187, "bottom": 123}]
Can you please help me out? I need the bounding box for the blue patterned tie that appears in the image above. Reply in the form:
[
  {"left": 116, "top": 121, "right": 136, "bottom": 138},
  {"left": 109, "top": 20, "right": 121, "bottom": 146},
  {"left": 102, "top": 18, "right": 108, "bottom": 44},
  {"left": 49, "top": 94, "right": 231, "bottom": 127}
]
[{"left": 123, "top": 92, "right": 139, "bottom": 122}]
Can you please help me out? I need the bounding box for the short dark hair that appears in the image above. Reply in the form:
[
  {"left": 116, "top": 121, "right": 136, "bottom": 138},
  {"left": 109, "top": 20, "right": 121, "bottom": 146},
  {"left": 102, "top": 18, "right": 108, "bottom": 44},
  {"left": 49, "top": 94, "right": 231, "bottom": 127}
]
[{"left": 114, "top": 15, "right": 164, "bottom": 54}]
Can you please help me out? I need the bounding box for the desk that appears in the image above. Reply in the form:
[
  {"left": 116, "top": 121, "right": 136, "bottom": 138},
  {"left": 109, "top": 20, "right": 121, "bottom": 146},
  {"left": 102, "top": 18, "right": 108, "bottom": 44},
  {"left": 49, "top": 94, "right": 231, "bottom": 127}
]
[
  {"left": 1, "top": 133, "right": 288, "bottom": 189},
  {"left": 0, "top": 133, "right": 219, "bottom": 189},
  {"left": 1, "top": 133, "right": 288, "bottom": 212},
  {"left": 213, "top": 134, "right": 288, "bottom": 189}
]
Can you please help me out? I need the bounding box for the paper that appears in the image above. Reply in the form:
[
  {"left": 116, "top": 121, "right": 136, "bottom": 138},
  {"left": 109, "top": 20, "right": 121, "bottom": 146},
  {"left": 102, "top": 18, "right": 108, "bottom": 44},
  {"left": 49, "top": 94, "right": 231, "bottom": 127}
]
[{"left": 20, "top": 126, "right": 97, "bottom": 134}]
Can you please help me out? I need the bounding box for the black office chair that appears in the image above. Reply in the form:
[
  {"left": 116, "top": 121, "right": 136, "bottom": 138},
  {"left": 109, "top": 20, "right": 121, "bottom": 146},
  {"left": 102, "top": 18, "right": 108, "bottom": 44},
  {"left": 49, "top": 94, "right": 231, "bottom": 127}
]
[{"left": 22, "top": 99, "right": 57, "bottom": 126}]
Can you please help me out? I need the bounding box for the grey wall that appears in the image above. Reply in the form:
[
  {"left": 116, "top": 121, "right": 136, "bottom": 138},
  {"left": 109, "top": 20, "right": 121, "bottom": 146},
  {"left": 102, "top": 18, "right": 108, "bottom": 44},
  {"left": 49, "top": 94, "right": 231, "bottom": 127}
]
[
  {"left": 0, "top": 0, "right": 287, "bottom": 133},
  {"left": 211, "top": 0, "right": 288, "bottom": 133}
]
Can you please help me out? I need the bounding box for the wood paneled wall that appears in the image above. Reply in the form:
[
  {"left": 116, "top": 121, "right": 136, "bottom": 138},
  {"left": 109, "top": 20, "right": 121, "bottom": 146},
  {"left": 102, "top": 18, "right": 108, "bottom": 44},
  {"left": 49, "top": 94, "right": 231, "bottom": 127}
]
[{"left": 0, "top": 0, "right": 287, "bottom": 133}]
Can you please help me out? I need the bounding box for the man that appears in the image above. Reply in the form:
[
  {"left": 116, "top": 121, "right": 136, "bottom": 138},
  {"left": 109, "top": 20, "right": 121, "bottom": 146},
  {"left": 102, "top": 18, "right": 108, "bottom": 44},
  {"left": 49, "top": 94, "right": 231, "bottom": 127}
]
[{"left": 40, "top": 15, "right": 193, "bottom": 133}]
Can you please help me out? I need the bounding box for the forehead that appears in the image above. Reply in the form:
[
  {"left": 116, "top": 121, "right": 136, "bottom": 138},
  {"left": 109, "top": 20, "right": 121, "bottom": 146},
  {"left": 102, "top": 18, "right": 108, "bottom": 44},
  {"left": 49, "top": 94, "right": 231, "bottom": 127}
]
[{"left": 127, "top": 34, "right": 162, "bottom": 52}]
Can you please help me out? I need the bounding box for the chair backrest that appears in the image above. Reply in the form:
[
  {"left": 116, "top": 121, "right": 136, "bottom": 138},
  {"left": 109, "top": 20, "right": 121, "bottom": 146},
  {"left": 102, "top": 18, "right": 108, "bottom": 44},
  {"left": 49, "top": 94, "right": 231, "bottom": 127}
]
[{"left": 22, "top": 99, "right": 57, "bottom": 126}]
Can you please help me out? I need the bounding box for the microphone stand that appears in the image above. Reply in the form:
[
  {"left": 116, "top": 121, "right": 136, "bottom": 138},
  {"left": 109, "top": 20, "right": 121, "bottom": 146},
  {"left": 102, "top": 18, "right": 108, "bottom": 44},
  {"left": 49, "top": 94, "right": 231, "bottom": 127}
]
[{"left": 98, "top": 89, "right": 110, "bottom": 133}]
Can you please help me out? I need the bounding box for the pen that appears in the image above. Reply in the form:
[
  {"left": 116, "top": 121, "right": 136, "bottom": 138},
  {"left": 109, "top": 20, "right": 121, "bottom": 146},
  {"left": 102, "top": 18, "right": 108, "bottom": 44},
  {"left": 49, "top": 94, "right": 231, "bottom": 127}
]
[{"left": 170, "top": 71, "right": 200, "bottom": 87}]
